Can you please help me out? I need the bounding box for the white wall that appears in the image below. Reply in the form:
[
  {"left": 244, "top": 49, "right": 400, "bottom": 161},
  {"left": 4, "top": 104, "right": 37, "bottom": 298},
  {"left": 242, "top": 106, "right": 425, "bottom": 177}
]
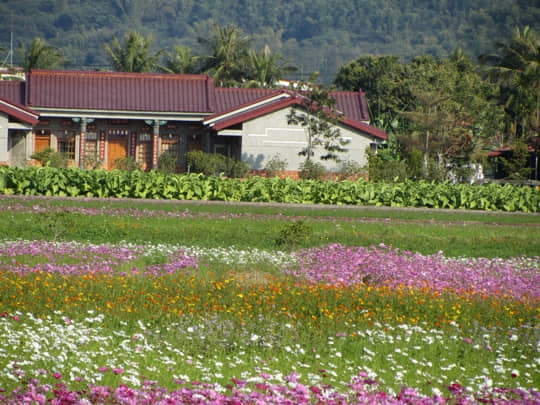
[
  {"left": 240, "top": 108, "right": 379, "bottom": 172},
  {"left": 0, "top": 114, "right": 8, "bottom": 162}
]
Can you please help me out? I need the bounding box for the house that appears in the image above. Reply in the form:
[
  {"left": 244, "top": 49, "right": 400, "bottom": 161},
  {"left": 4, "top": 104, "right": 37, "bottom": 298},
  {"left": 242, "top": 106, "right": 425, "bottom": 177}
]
[
  {"left": 0, "top": 69, "right": 387, "bottom": 175},
  {"left": 487, "top": 143, "right": 539, "bottom": 181}
]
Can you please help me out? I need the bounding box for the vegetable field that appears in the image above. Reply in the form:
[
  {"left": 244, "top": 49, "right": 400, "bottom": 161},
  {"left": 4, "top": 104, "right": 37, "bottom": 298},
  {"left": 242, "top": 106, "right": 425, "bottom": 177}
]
[{"left": 1, "top": 166, "right": 539, "bottom": 211}]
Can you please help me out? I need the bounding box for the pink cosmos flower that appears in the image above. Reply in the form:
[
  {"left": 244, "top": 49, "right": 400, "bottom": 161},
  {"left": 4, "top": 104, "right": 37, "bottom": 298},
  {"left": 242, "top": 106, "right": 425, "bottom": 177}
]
[{"left": 52, "top": 372, "right": 62, "bottom": 379}]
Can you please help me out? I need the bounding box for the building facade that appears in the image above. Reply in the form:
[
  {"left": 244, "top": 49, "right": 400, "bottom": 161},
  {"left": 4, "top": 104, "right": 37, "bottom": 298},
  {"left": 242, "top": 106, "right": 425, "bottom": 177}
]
[{"left": 0, "top": 69, "right": 387, "bottom": 174}]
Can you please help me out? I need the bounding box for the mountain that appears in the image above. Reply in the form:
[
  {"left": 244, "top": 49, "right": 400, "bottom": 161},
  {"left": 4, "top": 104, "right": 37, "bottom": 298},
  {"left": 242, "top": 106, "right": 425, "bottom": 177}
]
[{"left": 1, "top": 0, "right": 539, "bottom": 82}]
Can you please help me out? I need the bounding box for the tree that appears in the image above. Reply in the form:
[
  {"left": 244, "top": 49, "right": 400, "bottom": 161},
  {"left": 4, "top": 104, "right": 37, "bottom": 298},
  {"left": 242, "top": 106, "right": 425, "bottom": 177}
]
[
  {"left": 287, "top": 73, "right": 349, "bottom": 164},
  {"left": 399, "top": 88, "right": 450, "bottom": 173},
  {"left": 162, "top": 45, "right": 200, "bottom": 74},
  {"left": 19, "top": 38, "right": 66, "bottom": 72},
  {"left": 480, "top": 26, "right": 540, "bottom": 142},
  {"left": 105, "top": 31, "right": 165, "bottom": 73},
  {"left": 334, "top": 55, "right": 409, "bottom": 132},
  {"left": 198, "top": 23, "right": 252, "bottom": 86},
  {"left": 244, "top": 45, "right": 297, "bottom": 88}
]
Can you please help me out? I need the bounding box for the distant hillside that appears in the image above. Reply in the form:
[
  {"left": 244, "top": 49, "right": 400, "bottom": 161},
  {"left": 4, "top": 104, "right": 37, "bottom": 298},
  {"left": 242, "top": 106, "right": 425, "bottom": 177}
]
[{"left": 1, "top": 0, "right": 539, "bottom": 82}]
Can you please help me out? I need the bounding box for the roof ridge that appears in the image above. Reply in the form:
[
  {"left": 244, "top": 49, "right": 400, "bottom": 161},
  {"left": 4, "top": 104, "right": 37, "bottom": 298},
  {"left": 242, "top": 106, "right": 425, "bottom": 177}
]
[
  {"left": 209, "top": 90, "right": 290, "bottom": 119},
  {"left": 29, "top": 69, "right": 211, "bottom": 80}
]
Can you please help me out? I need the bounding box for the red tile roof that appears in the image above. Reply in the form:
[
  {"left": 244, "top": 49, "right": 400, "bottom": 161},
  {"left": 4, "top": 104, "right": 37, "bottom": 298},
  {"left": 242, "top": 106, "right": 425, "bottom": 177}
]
[
  {"left": 0, "top": 97, "right": 40, "bottom": 125},
  {"left": 0, "top": 69, "right": 384, "bottom": 139},
  {"left": 341, "top": 117, "right": 387, "bottom": 140},
  {"left": 215, "top": 87, "right": 279, "bottom": 113},
  {"left": 26, "top": 69, "right": 215, "bottom": 113},
  {"left": 215, "top": 87, "right": 371, "bottom": 122},
  {"left": 207, "top": 93, "right": 298, "bottom": 131},
  {"left": 331, "top": 90, "right": 370, "bottom": 123},
  {"left": 207, "top": 91, "right": 386, "bottom": 140},
  {"left": 0, "top": 80, "right": 25, "bottom": 105}
]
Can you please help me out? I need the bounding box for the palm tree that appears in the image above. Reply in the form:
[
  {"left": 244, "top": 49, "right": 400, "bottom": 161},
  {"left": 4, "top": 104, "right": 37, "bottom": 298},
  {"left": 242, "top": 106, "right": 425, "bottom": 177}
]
[
  {"left": 198, "top": 23, "right": 252, "bottom": 86},
  {"left": 244, "top": 45, "right": 296, "bottom": 88},
  {"left": 19, "top": 38, "right": 66, "bottom": 72},
  {"left": 105, "top": 31, "right": 165, "bottom": 73},
  {"left": 480, "top": 26, "right": 540, "bottom": 141},
  {"left": 161, "top": 45, "right": 199, "bottom": 74}
]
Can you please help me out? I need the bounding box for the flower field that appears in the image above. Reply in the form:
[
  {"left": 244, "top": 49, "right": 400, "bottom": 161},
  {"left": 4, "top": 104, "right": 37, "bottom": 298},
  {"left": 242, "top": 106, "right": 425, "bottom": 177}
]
[{"left": 0, "top": 200, "right": 539, "bottom": 404}]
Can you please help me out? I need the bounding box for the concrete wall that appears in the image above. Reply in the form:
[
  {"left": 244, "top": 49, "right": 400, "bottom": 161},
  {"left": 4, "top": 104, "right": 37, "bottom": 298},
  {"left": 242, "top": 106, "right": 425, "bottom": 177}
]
[
  {"left": 0, "top": 114, "right": 8, "bottom": 163},
  {"left": 240, "top": 108, "right": 378, "bottom": 172}
]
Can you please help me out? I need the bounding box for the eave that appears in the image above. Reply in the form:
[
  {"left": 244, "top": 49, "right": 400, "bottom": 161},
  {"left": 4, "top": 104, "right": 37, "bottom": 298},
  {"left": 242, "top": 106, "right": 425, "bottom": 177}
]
[
  {"left": 0, "top": 97, "right": 40, "bottom": 125},
  {"left": 33, "top": 107, "right": 210, "bottom": 122}
]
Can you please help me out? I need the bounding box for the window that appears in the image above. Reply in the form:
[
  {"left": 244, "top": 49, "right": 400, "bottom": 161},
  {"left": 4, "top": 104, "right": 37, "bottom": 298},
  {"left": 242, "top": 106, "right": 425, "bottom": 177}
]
[
  {"left": 160, "top": 135, "right": 180, "bottom": 157},
  {"left": 214, "top": 143, "right": 231, "bottom": 157},
  {"left": 58, "top": 133, "right": 76, "bottom": 159},
  {"left": 85, "top": 132, "right": 98, "bottom": 159}
]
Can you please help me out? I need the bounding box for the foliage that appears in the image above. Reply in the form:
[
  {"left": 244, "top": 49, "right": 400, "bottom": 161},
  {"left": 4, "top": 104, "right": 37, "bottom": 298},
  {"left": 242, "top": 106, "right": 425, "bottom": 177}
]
[
  {"left": 186, "top": 150, "right": 248, "bottom": 178},
  {"left": 335, "top": 52, "right": 504, "bottom": 164},
  {"left": 337, "top": 159, "right": 365, "bottom": 179},
  {"left": 19, "top": 37, "right": 66, "bottom": 72},
  {"left": 0, "top": 166, "right": 538, "bottom": 212},
  {"left": 225, "top": 157, "right": 251, "bottom": 178},
  {"left": 157, "top": 150, "right": 178, "bottom": 174},
  {"left": 287, "top": 73, "right": 349, "bottom": 164},
  {"left": 105, "top": 31, "right": 165, "bottom": 72},
  {"left": 244, "top": 45, "right": 297, "bottom": 88},
  {"left": 480, "top": 26, "right": 540, "bottom": 143},
  {"left": 111, "top": 157, "right": 141, "bottom": 171},
  {"left": 334, "top": 55, "right": 408, "bottom": 132},
  {"left": 1, "top": 195, "right": 538, "bottom": 258},
  {"left": 161, "top": 45, "right": 200, "bottom": 74},
  {"left": 83, "top": 154, "right": 103, "bottom": 170},
  {"left": 366, "top": 150, "right": 408, "bottom": 182},
  {"left": 30, "top": 147, "right": 69, "bottom": 168},
  {"left": 3, "top": 0, "right": 538, "bottom": 84},
  {"left": 264, "top": 154, "right": 288, "bottom": 177},
  {"left": 298, "top": 159, "right": 327, "bottom": 180},
  {"left": 198, "top": 23, "right": 252, "bottom": 86},
  {"left": 274, "top": 220, "right": 313, "bottom": 249},
  {"left": 501, "top": 139, "right": 533, "bottom": 180}
]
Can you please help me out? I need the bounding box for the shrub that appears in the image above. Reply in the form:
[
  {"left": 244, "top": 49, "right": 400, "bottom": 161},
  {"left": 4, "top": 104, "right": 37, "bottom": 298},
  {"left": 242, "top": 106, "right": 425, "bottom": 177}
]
[
  {"left": 405, "top": 148, "right": 423, "bottom": 180},
  {"left": 83, "top": 154, "right": 103, "bottom": 170},
  {"left": 225, "top": 157, "right": 250, "bottom": 178},
  {"left": 112, "top": 157, "right": 141, "bottom": 171},
  {"left": 338, "top": 159, "right": 365, "bottom": 179},
  {"left": 158, "top": 151, "right": 178, "bottom": 174},
  {"left": 299, "top": 159, "right": 327, "bottom": 180},
  {"left": 187, "top": 150, "right": 223, "bottom": 176},
  {"left": 501, "top": 140, "right": 532, "bottom": 180},
  {"left": 187, "top": 150, "right": 250, "bottom": 178},
  {"left": 274, "top": 220, "right": 313, "bottom": 249},
  {"left": 31, "top": 148, "right": 69, "bottom": 168},
  {"left": 264, "top": 154, "right": 288, "bottom": 177},
  {"left": 367, "top": 151, "right": 408, "bottom": 182}
]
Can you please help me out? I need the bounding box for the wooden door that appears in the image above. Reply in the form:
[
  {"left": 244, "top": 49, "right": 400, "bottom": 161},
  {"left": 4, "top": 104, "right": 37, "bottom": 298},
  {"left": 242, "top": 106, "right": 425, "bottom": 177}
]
[
  {"left": 34, "top": 134, "right": 51, "bottom": 153},
  {"left": 187, "top": 134, "right": 202, "bottom": 152},
  {"left": 107, "top": 137, "right": 128, "bottom": 169}
]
